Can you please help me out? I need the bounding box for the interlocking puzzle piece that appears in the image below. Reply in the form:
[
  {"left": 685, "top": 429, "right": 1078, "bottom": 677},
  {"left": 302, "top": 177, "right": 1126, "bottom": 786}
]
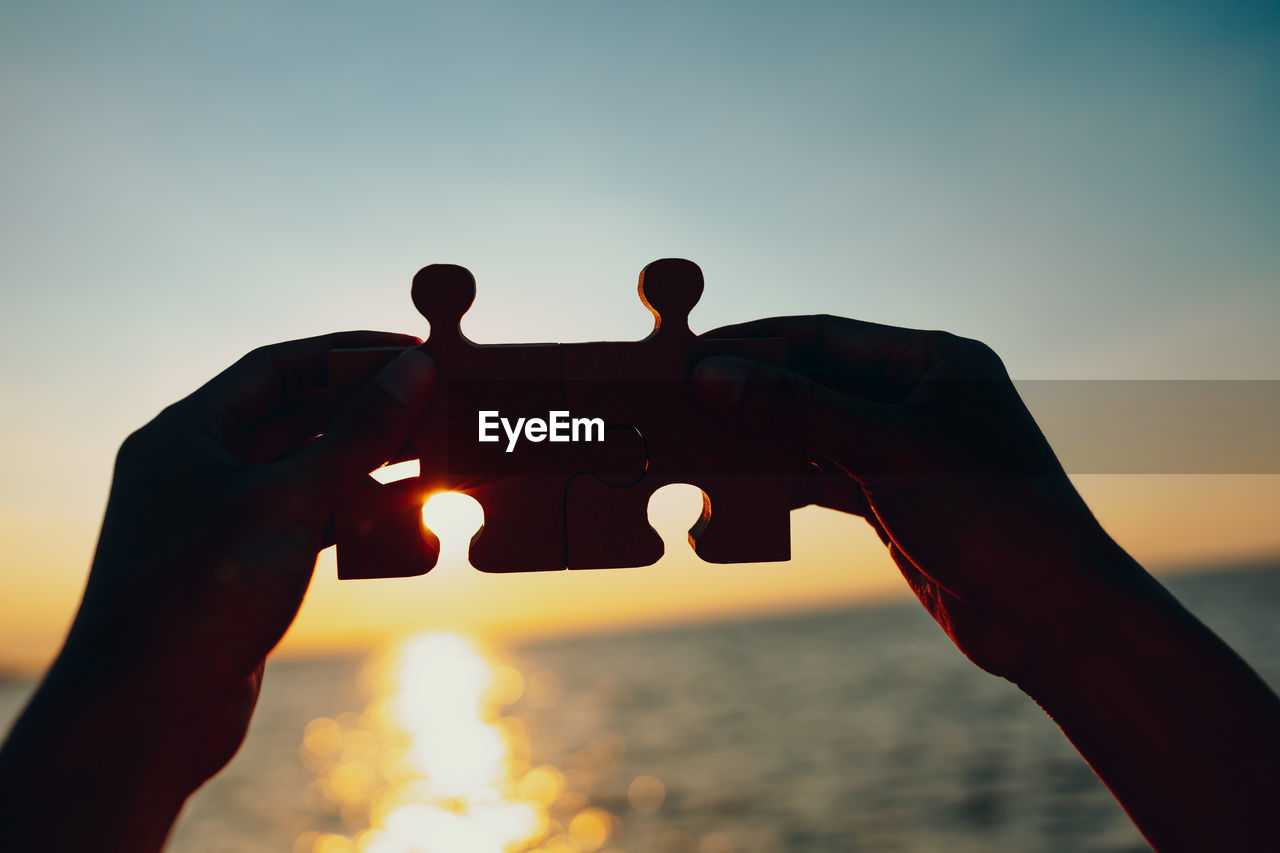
[
  {"left": 561, "top": 258, "right": 791, "bottom": 569},
  {"left": 329, "top": 264, "right": 647, "bottom": 579},
  {"left": 329, "top": 259, "right": 791, "bottom": 577}
]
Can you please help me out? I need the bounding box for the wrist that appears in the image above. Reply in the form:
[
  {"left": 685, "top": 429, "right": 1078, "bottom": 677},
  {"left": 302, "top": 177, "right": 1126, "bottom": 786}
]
[
  {"left": 52, "top": 630, "right": 254, "bottom": 789},
  {"left": 1010, "top": 526, "right": 1165, "bottom": 701},
  {"left": 1001, "top": 533, "right": 1280, "bottom": 850},
  {"left": 0, "top": 648, "right": 202, "bottom": 852}
]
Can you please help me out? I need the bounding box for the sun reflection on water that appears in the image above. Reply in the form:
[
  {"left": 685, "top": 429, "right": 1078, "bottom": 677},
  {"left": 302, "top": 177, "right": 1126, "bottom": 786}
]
[{"left": 298, "top": 633, "right": 619, "bottom": 853}]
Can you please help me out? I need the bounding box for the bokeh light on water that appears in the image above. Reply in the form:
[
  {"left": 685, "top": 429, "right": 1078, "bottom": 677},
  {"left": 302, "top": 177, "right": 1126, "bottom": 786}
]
[{"left": 297, "top": 632, "right": 619, "bottom": 853}]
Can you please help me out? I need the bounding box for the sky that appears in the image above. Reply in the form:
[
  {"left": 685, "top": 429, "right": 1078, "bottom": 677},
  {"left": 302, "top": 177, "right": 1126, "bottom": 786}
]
[{"left": 1, "top": 1, "right": 1278, "bottom": 670}]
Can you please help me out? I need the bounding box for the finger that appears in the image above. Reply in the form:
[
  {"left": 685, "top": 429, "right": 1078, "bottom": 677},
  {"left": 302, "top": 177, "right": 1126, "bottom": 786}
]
[
  {"left": 285, "top": 349, "right": 437, "bottom": 495},
  {"left": 786, "top": 460, "right": 870, "bottom": 514},
  {"left": 693, "top": 355, "right": 893, "bottom": 472},
  {"left": 236, "top": 392, "right": 330, "bottom": 464},
  {"left": 702, "top": 314, "right": 949, "bottom": 391},
  {"left": 184, "top": 331, "right": 423, "bottom": 440}
]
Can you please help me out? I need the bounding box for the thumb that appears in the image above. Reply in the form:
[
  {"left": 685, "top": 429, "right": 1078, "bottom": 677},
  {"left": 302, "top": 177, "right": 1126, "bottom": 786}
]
[
  {"left": 289, "top": 348, "right": 437, "bottom": 492},
  {"left": 692, "top": 355, "right": 890, "bottom": 468}
]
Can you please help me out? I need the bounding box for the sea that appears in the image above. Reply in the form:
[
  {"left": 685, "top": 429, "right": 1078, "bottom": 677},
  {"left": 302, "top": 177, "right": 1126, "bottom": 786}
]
[{"left": 2, "top": 564, "right": 1278, "bottom": 853}]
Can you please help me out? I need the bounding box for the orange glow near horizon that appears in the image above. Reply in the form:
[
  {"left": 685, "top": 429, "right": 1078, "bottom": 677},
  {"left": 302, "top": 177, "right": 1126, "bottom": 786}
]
[{"left": 0, "top": 476, "right": 1278, "bottom": 675}]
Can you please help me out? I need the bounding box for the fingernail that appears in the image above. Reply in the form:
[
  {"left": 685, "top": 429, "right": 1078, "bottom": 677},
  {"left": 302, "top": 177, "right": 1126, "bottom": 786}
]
[
  {"left": 377, "top": 349, "right": 437, "bottom": 405},
  {"left": 693, "top": 356, "right": 747, "bottom": 410}
]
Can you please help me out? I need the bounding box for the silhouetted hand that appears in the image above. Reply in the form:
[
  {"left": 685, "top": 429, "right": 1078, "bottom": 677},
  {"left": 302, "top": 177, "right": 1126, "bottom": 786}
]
[
  {"left": 693, "top": 314, "right": 1280, "bottom": 851},
  {"left": 692, "top": 315, "right": 1109, "bottom": 681},
  {"left": 0, "top": 332, "right": 434, "bottom": 852}
]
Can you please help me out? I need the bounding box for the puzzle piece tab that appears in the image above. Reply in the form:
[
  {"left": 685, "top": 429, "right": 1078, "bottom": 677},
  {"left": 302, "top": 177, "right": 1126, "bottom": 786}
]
[{"left": 562, "top": 259, "right": 791, "bottom": 569}]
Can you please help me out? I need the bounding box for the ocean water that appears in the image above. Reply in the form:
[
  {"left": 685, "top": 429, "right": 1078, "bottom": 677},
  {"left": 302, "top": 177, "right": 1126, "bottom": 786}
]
[{"left": 3, "top": 565, "right": 1278, "bottom": 853}]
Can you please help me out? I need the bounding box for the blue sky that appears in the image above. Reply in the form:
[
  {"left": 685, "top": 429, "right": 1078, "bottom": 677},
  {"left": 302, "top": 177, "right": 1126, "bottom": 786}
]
[{"left": 4, "top": 2, "right": 1277, "bottom": 375}]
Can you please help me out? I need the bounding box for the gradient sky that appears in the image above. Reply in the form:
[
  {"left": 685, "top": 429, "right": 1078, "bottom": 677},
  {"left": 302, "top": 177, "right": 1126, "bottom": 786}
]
[{"left": 2, "top": 1, "right": 1278, "bottom": 669}]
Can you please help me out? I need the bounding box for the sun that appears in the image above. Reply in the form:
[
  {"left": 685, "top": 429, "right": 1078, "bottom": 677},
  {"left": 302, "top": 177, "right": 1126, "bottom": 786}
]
[
  {"left": 367, "top": 461, "right": 485, "bottom": 543},
  {"left": 422, "top": 491, "right": 484, "bottom": 542}
]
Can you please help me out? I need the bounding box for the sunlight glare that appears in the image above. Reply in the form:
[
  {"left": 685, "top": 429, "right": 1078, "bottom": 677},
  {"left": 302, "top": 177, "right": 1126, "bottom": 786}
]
[
  {"left": 394, "top": 634, "right": 506, "bottom": 798},
  {"left": 371, "top": 460, "right": 420, "bottom": 485},
  {"left": 299, "top": 632, "right": 617, "bottom": 853}
]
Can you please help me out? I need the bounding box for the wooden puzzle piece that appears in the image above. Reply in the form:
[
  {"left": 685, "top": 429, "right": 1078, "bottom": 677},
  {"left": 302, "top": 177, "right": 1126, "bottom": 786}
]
[
  {"left": 329, "top": 264, "right": 647, "bottom": 578},
  {"left": 561, "top": 258, "right": 791, "bottom": 569}
]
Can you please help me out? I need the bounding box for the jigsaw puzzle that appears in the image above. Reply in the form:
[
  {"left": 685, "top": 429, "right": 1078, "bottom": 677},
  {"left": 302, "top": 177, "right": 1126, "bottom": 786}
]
[{"left": 328, "top": 259, "right": 791, "bottom": 578}]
